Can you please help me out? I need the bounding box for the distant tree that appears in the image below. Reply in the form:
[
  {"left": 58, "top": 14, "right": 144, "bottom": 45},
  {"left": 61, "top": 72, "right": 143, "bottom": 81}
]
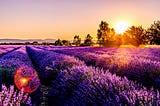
[
  {"left": 42, "top": 42, "right": 50, "bottom": 45},
  {"left": 73, "top": 35, "right": 81, "bottom": 46},
  {"left": 109, "top": 28, "right": 116, "bottom": 41},
  {"left": 145, "top": 20, "right": 160, "bottom": 45},
  {"left": 83, "top": 34, "right": 93, "bottom": 46},
  {"left": 97, "top": 29, "right": 103, "bottom": 46},
  {"left": 54, "top": 39, "right": 63, "bottom": 46},
  {"left": 125, "top": 26, "right": 145, "bottom": 46},
  {"left": 25, "top": 42, "right": 30, "bottom": 45},
  {"left": 97, "top": 21, "right": 116, "bottom": 46},
  {"left": 97, "top": 21, "right": 110, "bottom": 46},
  {"left": 62, "top": 40, "right": 70, "bottom": 46},
  {"left": 33, "top": 41, "right": 38, "bottom": 45}
]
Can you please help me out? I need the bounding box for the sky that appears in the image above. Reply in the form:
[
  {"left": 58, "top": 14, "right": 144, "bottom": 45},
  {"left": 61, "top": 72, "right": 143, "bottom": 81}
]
[{"left": 0, "top": 0, "right": 160, "bottom": 40}]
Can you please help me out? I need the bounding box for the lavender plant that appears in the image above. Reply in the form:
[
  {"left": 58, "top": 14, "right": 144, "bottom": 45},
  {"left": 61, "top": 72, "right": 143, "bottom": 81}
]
[
  {"left": 27, "top": 46, "right": 160, "bottom": 105},
  {"left": 0, "top": 46, "right": 20, "bottom": 57},
  {"left": 26, "top": 46, "right": 85, "bottom": 86},
  {"left": 0, "top": 46, "right": 36, "bottom": 86},
  {"left": 0, "top": 84, "right": 32, "bottom": 106},
  {"left": 1, "top": 45, "right": 160, "bottom": 105},
  {"left": 50, "top": 47, "right": 160, "bottom": 89},
  {"left": 0, "top": 46, "right": 40, "bottom": 105},
  {"left": 51, "top": 65, "right": 160, "bottom": 105}
]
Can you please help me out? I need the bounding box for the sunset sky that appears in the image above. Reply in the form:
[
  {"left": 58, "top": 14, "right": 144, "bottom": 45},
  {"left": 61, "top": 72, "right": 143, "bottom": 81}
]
[{"left": 0, "top": 0, "right": 159, "bottom": 40}]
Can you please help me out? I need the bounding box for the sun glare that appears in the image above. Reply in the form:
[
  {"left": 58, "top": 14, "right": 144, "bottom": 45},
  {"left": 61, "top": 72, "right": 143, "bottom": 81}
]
[
  {"left": 20, "top": 78, "right": 28, "bottom": 86},
  {"left": 115, "top": 21, "right": 129, "bottom": 34}
]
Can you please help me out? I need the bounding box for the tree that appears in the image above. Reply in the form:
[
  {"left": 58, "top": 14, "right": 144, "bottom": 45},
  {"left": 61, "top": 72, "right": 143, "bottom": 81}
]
[
  {"left": 73, "top": 35, "right": 81, "bottom": 46},
  {"left": 42, "top": 42, "right": 50, "bottom": 45},
  {"left": 97, "top": 21, "right": 116, "bottom": 46},
  {"left": 145, "top": 20, "right": 160, "bottom": 45},
  {"left": 109, "top": 28, "right": 116, "bottom": 41},
  {"left": 124, "top": 26, "right": 145, "bottom": 46},
  {"left": 83, "top": 34, "right": 93, "bottom": 46},
  {"left": 33, "top": 41, "right": 38, "bottom": 45},
  {"left": 62, "top": 40, "right": 70, "bottom": 46},
  {"left": 54, "top": 39, "right": 63, "bottom": 46},
  {"left": 97, "top": 21, "right": 110, "bottom": 46},
  {"left": 25, "top": 42, "right": 31, "bottom": 45}
]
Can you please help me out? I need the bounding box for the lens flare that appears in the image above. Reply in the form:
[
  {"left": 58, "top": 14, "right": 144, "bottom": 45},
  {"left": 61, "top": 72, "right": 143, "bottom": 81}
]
[{"left": 14, "top": 66, "right": 40, "bottom": 93}]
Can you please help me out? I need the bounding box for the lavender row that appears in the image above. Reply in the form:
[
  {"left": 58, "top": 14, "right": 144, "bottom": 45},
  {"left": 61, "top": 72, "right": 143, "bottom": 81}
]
[
  {"left": 0, "top": 46, "right": 34, "bottom": 85},
  {"left": 27, "top": 46, "right": 160, "bottom": 105},
  {"left": 0, "top": 46, "right": 40, "bottom": 105},
  {"left": 26, "top": 46, "right": 87, "bottom": 105},
  {"left": 35, "top": 46, "right": 160, "bottom": 89},
  {"left": 52, "top": 65, "right": 160, "bottom": 105},
  {"left": 34, "top": 45, "right": 101, "bottom": 52},
  {"left": 46, "top": 46, "right": 160, "bottom": 61},
  {"left": 26, "top": 46, "right": 85, "bottom": 86},
  {"left": 51, "top": 47, "right": 160, "bottom": 89},
  {"left": 34, "top": 46, "right": 160, "bottom": 63},
  {"left": 0, "top": 46, "right": 20, "bottom": 57}
]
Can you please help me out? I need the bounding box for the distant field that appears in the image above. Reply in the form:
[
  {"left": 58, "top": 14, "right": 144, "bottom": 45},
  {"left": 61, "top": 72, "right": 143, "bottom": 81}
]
[{"left": 0, "top": 45, "right": 160, "bottom": 105}]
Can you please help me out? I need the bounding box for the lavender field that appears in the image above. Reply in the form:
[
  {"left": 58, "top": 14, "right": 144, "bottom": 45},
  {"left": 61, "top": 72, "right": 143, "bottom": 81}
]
[{"left": 0, "top": 45, "right": 160, "bottom": 105}]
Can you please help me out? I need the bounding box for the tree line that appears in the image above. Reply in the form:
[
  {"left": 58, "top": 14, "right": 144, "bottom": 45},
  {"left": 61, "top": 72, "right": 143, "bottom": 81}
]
[
  {"left": 2, "top": 20, "right": 158, "bottom": 46},
  {"left": 54, "top": 34, "right": 94, "bottom": 46},
  {"left": 97, "top": 20, "right": 160, "bottom": 47},
  {"left": 55, "top": 20, "right": 160, "bottom": 47}
]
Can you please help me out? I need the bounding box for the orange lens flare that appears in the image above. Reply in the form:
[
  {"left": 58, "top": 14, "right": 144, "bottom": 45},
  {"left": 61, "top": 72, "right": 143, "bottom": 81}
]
[
  {"left": 20, "top": 78, "right": 29, "bottom": 86},
  {"left": 14, "top": 66, "right": 40, "bottom": 93}
]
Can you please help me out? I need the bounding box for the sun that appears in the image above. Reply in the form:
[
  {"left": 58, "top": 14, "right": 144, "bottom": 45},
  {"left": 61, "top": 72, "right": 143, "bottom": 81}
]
[{"left": 114, "top": 21, "right": 129, "bottom": 34}]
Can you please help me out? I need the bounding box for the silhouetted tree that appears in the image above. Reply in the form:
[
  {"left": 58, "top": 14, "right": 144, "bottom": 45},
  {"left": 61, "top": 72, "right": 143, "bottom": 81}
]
[
  {"left": 97, "top": 21, "right": 110, "bottom": 46},
  {"left": 125, "top": 26, "right": 145, "bottom": 46},
  {"left": 73, "top": 35, "right": 81, "bottom": 46},
  {"left": 42, "top": 42, "right": 50, "bottom": 45},
  {"left": 109, "top": 28, "right": 116, "bottom": 41},
  {"left": 25, "top": 42, "right": 31, "bottom": 45},
  {"left": 97, "top": 21, "right": 116, "bottom": 46},
  {"left": 33, "top": 41, "right": 38, "bottom": 45},
  {"left": 145, "top": 20, "right": 160, "bottom": 45},
  {"left": 83, "top": 34, "right": 93, "bottom": 46},
  {"left": 54, "top": 39, "right": 63, "bottom": 46},
  {"left": 62, "top": 40, "right": 70, "bottom": 46}
]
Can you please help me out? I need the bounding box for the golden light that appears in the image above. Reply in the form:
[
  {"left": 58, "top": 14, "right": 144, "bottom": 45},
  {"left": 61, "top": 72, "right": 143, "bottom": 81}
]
[
  {"left": 20, "top": 78, "right": 28, "bottom": 87},
  {"left": 114, "top": 21, "right": 129, "bottom": 34},
  {"left": 14, "top": 66, "right": 40, "bottom": 93}
]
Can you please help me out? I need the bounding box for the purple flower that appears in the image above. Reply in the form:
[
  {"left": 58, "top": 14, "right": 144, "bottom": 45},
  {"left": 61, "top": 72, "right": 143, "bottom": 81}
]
[{"left": 0, "top": 84, "right": 32, "bottom": 105}]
